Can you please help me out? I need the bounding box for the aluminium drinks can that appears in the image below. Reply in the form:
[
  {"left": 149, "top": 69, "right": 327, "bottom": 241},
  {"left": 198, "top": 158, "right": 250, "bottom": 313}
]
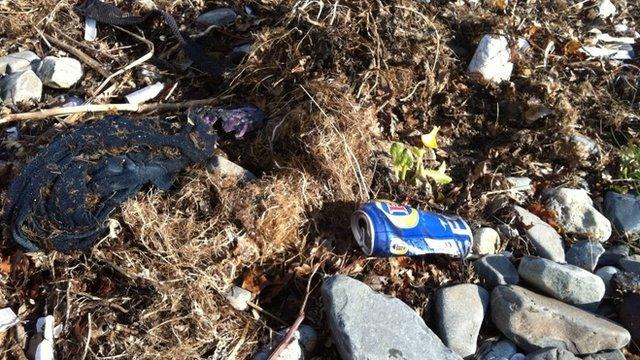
[{"left": 351, "top": 200, "right": 473, "bottom": 257}]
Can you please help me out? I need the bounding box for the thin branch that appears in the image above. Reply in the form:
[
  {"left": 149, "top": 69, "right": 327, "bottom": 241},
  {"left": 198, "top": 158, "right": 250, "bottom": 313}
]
[
  {"left": 0, "top": 98, "right": 222, "bottom": 124},
  {"left": 43, "top": 33, "right": 111, "bottom": 79},
  {"left": 267, "top": 261, "right": 323, "bottom": 360}
]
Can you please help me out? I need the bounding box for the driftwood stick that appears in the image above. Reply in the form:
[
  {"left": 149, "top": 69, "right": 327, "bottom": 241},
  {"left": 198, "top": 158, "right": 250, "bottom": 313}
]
[
  {"left": 0, "top": 98, "right": 220, "bottom": 124},
  {"left": 43, "top": 33, "right": 111, "bottom": 79}
]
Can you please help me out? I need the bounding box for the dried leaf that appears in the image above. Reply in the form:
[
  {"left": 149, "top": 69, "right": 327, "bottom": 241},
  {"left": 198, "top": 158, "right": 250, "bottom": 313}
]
[{"left": 0, "top": 258, "right": 11, "bottom": 274}]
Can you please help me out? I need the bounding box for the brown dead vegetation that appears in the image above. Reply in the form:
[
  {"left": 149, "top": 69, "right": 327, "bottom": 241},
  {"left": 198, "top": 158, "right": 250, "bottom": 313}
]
[{"left": 1, "top": 0, "right": 639, "bottom": 358}]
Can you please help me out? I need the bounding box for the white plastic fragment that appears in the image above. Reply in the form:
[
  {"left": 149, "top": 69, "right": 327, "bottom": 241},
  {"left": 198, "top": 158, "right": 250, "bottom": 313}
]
[
  {"left": 614, "top": 24, "right": 629, "bottom": 33},
  {"left": 468, "top": 35, "right": 513, "bottom": 82},
  {"left": 84, "top": 17, "right": 97, "bottom": 41},
  {"left": 0, "top": 308, "right": 19, "bottom": 332},
  {"left": 596, "top": 33, "right": 636, "bottom": 44},
  {"left": 598, "top": 0, "right": 617, "bottom": 19},
  {"left": 581, "top": 45, "right": 634, "bottom": 60},
  {"left": 125, "top": 82, "right": 165, "bottom": 104},
  {"left": 35, "top": 315, "right": 58, "bottom": 360},
  {"left": 516, "top": 37, "right": 530, "bottom": 52}
]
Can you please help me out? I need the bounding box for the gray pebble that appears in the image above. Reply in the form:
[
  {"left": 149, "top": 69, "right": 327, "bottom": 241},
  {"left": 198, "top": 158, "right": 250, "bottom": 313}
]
[
  {"left": 37, "top": 56, "right": 83, "bottom": 89},
  {"left": 565, "top": 240, "right": 604, "bottom": 272},
  {"left": 603, "top": 191, "right": 640, "bottom": 237},
  {"left": 435, "top": 284, "right": 489, "bottom": 359},
  {"left": 196, "top": 8, "right": 238, "bottom": 27},
  {"left": 0, "top": 50, "right": 39, "bottom": 75},
  {"left": 477, "top": 339, "right": 518, "bottom": 360},
  {"left": 322, "top": 275, "right": 461, "bottom": 360},
  {"left": 525, "top": 347, "right": 579, "bottom": 359},
  {"left": 518, "top": 256, "right": 605, "bottom": 311},
  {"left": 595, "top": 266, "right": 620, "bottom": 295},
  {"left": 0, "top": 70, "right": 42, "bottom": 105},
  {"left": 474, "top": 254, "right": 519, "bottom": 289},
  {"left": 597, "top": 244, "right": 629, "bottom": 267},
  {"left": 513, "top": 206, "right": 565, "bottom": 263},
  {"left": 619, "top": 254, "right": 640, "bottom": 275}
]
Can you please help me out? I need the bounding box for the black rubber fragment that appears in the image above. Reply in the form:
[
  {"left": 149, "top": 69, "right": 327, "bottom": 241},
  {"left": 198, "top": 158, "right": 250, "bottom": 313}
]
[{"left": 5, "top": 115, "right": 218, "bottom": 252}]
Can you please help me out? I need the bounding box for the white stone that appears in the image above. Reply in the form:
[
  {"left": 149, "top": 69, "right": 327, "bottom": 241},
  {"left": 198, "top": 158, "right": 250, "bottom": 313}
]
[
  {"left": 0, "top": 70, "right": 42, "bottom": 105},
  {"left": 37, "top": 56, "right": 83, "bottom": 89},
  {"left": 472, "top": 227, "right": 500, "bottom": 255},
  {"left": 0, "top": 50, "right": 39, "bottom": 75},
  {"left": 468, "top": 35, "right": 513, "bottom": 83},
  {"left": 544, "top": 188, "right": 612, "bottom": 242},
  {"left": 225, "top": 286, "right": 252, "bottom": 311}
]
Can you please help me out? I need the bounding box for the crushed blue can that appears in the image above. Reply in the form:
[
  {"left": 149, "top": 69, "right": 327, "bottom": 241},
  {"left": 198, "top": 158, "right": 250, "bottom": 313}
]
[{"left": 351, "top": 200, "right": 473, "bottom": 257}]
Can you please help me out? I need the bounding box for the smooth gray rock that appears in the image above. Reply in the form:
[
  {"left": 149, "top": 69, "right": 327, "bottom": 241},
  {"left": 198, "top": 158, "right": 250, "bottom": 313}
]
[
  {"left": 477, "top": 339, "right": 518, "bottom": 360},
  {"left": 603, "top": 191, "right": 640, "bottom": 237},
  {"left": 598, "top": 244, "right": 629, "bottom": 267},
  {"left": 36, "top": 56, "right": 83, "bottom": 89},
  {"left": 252, "top": 324, "right": 318, "bottom": 360},
  {"left": 518, "top": 256, "right": 605, "bottom": 311},
  {"left": 513, "top": 206, "right": 565, "bottom": 263},
  {"left": 525, "top": 347, "right": 579, "bottom": 360},
  {"left": 565, "top": 240, "right": 605, "bottom": 271},
  {"left": 511, "top": 354, "right": 526, "bottom": 360},
  {"left": 435, "top": 284, "right": 489, "bottom": 359},
  {"left": 322, "top": 275, "right": 461, "bottom": 360},
  {"left": 595, "top": 266, "right": 620, "bottom": 295},
  {"left": 472, "top": 227, "right": 500, "bottom": 255},
  {"left": 582, "top": 349, "right": 626, "bottom": 360},
  {"left": 619, "top": 254, "right": 640, "bottom": 274},
  {"left": 490, "top": 285, "right": 630, "bottom": 354},
  {"left": 196, "top": 8, "right": 237, "bottom": 27},
  {"left": 474, "top": 254, "right": 519, "bottom": 289},
  {"left": 0, "top": 51, "right": 39, "bottom": 75},
  {"left": 0, "top": 70, "right": 42, "bottom": 105},
  {"left": 543, "top": 188, "right": 611, "bottom": 242}
]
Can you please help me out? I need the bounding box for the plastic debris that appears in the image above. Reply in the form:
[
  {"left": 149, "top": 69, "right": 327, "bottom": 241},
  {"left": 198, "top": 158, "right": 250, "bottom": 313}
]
[
  {"left": 598, "top": 0, "right": 617, "bottom": 19},
  {"left": 34, "top": 315, "right": 62, "bottom": 360},
  {"left": 0, "top": 308, "right": 19, "bottom": 332},
  {"left": 84, "top": 17, "right": 97, "bottom": 41},
  {"left": 468, "top": 35, "right": 513, "bottom": 82},
  {"left": 125, "top": 82, "right": 165, "bottom": 104},
  {"left": 191, "top": 104, "right": 266, "bottom": 139}
]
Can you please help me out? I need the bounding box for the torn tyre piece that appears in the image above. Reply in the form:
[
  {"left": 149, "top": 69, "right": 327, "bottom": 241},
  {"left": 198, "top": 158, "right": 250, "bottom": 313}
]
[{"left": 5, "top": 114, "right": 219, "bottom": 252}]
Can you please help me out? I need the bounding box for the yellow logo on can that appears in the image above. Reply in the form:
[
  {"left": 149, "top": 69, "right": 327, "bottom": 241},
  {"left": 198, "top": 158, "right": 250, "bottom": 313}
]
[{"left": 375, "top": 201, "right": 420, "bottom": 229}]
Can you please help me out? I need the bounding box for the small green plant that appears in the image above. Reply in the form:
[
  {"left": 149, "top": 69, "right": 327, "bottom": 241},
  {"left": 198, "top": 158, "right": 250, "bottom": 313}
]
[
  {"left": 389, "top": 126, "right": 452, "bottom": 186},
  {"left": 620, "top": 141, "right": 640, "bottom": 181},
  {"left": 619, "top": 141, "right": 640, "bottom": 192}
]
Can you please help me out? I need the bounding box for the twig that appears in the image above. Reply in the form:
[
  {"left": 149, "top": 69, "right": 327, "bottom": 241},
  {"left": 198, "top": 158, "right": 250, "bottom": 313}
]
[
  {"left": 80, "top": 313, "right": 92, "bottom": 360},
  {"left": 92, "top": 25, "right": 155, "bottom": 96},
  {"left": 43, "top": 33, "right": 111, "bottom": 79},
  {"left": 0, "top": 98, "right": 221, "bottom": 124},
  {"left": 246, "top": 301, "right": 288, "bottom": 326},
  {"left": 267, "top": 262, "right": 322, "bottom": 360}
]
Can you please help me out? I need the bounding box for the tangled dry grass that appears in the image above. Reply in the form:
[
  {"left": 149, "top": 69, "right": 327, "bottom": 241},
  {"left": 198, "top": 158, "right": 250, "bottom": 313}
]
[{"left": 1, "top": 0, "right": 639, "bottom": 358}]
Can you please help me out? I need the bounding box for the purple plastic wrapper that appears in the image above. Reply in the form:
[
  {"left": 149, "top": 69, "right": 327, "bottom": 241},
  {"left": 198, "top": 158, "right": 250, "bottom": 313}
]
[{"left": 194, "top": 104, "right": 266, "bottom": 139}]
